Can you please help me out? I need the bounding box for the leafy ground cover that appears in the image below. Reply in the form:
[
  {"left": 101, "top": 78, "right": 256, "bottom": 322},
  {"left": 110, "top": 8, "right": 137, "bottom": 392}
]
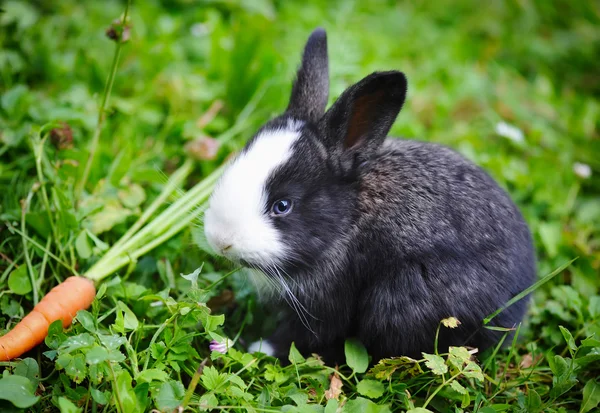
[{"left": 1, "top": 0, "right": 599, "bottom": 412}]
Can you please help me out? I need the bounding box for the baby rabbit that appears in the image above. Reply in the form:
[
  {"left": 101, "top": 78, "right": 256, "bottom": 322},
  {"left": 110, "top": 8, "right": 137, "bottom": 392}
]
[{"left": 203, "top": 28, "right": 536, "bottom": 365}]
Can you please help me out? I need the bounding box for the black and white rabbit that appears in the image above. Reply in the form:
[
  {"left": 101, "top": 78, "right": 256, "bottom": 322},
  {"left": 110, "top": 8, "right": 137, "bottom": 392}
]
[{"left": 203, "top": 28, "right": 536, "bottom": 364}]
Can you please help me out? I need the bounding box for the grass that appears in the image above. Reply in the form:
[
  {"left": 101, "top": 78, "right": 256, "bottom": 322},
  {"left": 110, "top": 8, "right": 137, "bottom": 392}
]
[{"left": 0, "top": 0, "right": 599, "bottom": 412}]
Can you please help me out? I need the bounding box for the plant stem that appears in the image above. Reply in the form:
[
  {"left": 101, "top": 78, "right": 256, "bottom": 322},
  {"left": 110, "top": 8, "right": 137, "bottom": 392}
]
[
  {"left": 181, "top": 358, "right": 208, "bottom": 410},
  {"left": 143, "top": 313, "right": 178, "bottom": 371},
  {"left": 109, "top": 158, "right": 194, "bottom": 253},
  {"left": 107, "top": 362, "right": 125, "bottom": 413},
  {"left": 32, "top": 133, "right": 65, "bottom": 260},
  {"left": 21, "top": 190, "right": 38, "bottom": 305},
  {"left": 422, "top": 372, "right": 462, "bottom": 409},
  {"left": 76, "top": 0, "right": 131, "bottom": 199}
]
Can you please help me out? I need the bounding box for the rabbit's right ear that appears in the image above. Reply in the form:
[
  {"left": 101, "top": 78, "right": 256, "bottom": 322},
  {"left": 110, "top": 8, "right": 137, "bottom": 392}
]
[
  {"left": 286, "top": 28, "right": 329, "bottom": 123},
  {"left": 318, "top": 71, "right": 407, "bottom": 174}
]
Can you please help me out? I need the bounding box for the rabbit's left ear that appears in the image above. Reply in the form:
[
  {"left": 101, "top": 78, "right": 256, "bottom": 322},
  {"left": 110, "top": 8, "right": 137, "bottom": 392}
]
[
  {"left": 286, "top": 28, "right": 329, "bottom": 123},
  {"left": 319, "top": 71, "right": 407, "bottom": 170}
]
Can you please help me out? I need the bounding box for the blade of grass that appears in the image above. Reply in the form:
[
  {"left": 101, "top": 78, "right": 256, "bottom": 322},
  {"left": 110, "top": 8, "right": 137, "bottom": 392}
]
[
  {"left": 484, "top": 258, "right": 577, "bottom": 325},
  {"left": 20, "top": 189, "right": 38, "bottom": 304}
]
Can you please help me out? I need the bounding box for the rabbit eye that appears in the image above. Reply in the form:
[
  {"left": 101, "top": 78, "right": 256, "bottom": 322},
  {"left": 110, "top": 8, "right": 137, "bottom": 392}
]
[{"left": 272, "top": 199, "right": 293, "bottom": 216}]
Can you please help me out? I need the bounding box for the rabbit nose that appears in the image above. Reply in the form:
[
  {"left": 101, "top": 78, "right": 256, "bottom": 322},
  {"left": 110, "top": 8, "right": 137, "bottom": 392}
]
[{"left": 212, "top": 237, "right": 233, "bottom": 254}]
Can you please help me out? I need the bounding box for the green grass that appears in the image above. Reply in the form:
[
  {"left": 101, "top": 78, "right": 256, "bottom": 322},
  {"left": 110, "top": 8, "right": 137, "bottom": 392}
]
[{"left": 1, "top": 0, "right": 599, "bottom": 412}]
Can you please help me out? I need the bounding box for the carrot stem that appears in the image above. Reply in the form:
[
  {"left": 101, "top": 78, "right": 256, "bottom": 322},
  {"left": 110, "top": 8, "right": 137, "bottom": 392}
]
[
  {"left": 84, "top": 163, "right": 223, "bottom": 282},
  {"left": 109, "top": 158, "right": 194, "bottom": 252}
]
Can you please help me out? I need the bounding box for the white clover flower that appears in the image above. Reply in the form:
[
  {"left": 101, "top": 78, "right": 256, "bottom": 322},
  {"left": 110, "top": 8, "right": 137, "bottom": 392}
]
[
  {"left": 191, "top": 23, "right": 209, "bottom": 37},
  {"left": 495, "top": 121, "right": 525, "bottom": 144},
  {"left": 573, "top": 162, "right": 592, "bottom": 179}
]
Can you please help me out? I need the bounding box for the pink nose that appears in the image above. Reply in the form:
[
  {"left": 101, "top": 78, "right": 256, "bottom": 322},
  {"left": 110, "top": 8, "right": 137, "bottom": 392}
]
[{"left": 212, "top": 238, "right": 233, "bottom": 254}]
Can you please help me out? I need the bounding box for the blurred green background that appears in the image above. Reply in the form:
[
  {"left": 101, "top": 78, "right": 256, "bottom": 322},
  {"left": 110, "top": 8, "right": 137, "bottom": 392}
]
[{"left": 1, "top": 0, "right": 599, "bottom": 411}]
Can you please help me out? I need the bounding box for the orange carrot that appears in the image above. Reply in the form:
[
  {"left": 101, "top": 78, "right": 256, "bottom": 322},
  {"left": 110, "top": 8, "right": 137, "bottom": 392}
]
[{"left": 0, "top": 276, "right": 96, "bottom": 361}]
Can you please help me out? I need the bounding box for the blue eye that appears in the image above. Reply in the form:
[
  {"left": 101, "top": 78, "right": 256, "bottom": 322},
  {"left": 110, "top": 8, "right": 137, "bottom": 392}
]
[{"left": 272, "top": 199, "right": 293, "bottom": 215}]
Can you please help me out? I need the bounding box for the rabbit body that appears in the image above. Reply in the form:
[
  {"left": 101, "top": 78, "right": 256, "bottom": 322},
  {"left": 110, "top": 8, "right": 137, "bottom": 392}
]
[{"left": 203, "top": 28, "right": 536, "bottom": 365}]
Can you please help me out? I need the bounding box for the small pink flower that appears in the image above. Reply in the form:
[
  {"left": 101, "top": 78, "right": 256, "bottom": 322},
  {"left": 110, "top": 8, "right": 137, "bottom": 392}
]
[{"left": 209, "top": 338, "right": 233, "bottom": 354}]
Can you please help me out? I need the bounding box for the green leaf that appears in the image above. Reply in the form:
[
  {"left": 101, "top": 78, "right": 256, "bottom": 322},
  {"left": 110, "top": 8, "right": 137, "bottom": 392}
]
[
  {"left": 86, "top": 201, "right": 134, "bottom": 234},
  {"left": 201, "top": 366, "right": 228, "bottom": 393},
  {"left": 8, "top": 265, "right": 32, "bottom": 295},
  {"left": 581, "top": 380, "right": 600, "bottom": 413},
  {"left": 581, "top": 336, "right": 600, "bottom": 348},
  {"left": 559, "top": 326, "right": 578, "bottom": 356},
  {"left": 345, "top": 338, "right": 369, "bottom": 374},
  {"left": 450, "top": 380, "right": 467, "bottom": 395},
  {"left": 356, "top": 379, "right": 385, "bottom": 399},
  {"left": 1, "top": 295, "right": 21, "bottom": 317},
  {"left": 203, "top": 313, "right": 225, "bottom": 332},
  {"left": 198, "top": 393, "right": 218, "bottom": 410},
  {"left": 448, "top": 347, "right": 471, "bottom": 369},
  {"left": 85, "top": 346, "right": 109, "bottom": 365},
  {"left": 25, "top": 211, "right": 51, "bottom": 238},
  {"left": 525, "top": 389, "right": 542, "bottom": 413},
  {"left": 181, "top": 266, "right": 202, "bottom": 289},
  {"left": 343, "top": 397, "right": 391, "bottom": 413},
  {"left": 589, "top": 296, "right": 600, "bottom": 319},
  {"left": 45, "top": 320, "right": 66, "bottom": 350},
  {"left": 422, "top": 353, "right": 448, "bottom": 375},
  {"left": 134, "top": 382, "right": 150, "bottom": 412},
  {"left": 61, "top": 353, "right": 88, "bottom": 384},
  {"left": 289, "top": 342, "right": 306, "bottom": 365},
  {"left": 59, "top": 333, "right": 95, "bottom": 353},
  {"left": 75, "top": 310, "right": 96, "bottom": 333},
  {"left": 58, "top": 396, "right": 82, "bottom": 413},
  {"left": 108, "top": 147, "right": 133, "bottom": 186},
  {"left": 406, "top": 409, "right": 434, "bottom": 413},
  {"left": 538, "top": 221, "right": 562, "bottom": 257},
  {"left": 75, "top": 230, "right": 92, "bottom": 259},
  {"left": 461, "top": 389, "right": 471, "bottom": 408},
  {"left": 284, "top": 384, "right": 309, "bottom": 406},
  {"left": 98, "top": 334, "right": 126, "bottom": 350},
  {"left": 325, "top": 399, "right": 339, "bottom": 413},
  {"left": 118, "top": 183, "right": 146, "bottom": 208},
  {"left": 154, "top": 380, "right": 185, "bottom": 411},
  {"left": 90, "top": 388, "right": 110, "bottom": 405},
  {"left": 549, "top": 355, "right": 579, "bottom": 398},
  {"left": 117, "top": 301, "right": 139, "bottom": 330},
  {"left": 441, "top": 317, "right": 461, "bottom": 328},
  {"left": 1, "top": 84, "right": 30, "bottom": 115},
  {"left": 137, "top": 369, "right": 169, "bottom": 383},
  {"left": 462, "top": 362, "right": 484, "bottom": 382},
  {"left": 115, "top": 370, "right": 143, "bottom": 413},
  {"left": 14, "top": 358, "right": 39, "bottom": 387},
  {"left": 368, "top": 356, "right": 423, "bottom": 380},
  {"left": 0, "top": 374, "right": 40, "bottom": 408}
]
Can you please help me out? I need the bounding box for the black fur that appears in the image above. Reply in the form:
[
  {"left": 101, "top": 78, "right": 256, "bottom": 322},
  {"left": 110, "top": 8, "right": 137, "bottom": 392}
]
[
  {"left": 286, "top": 27, "right": 329, "bottom": 123},
  {"left": 248, "top": 29, "right": 536, "bottom": 365}
]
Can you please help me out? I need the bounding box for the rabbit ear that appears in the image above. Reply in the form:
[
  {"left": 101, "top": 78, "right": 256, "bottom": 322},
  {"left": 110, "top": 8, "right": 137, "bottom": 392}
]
[
  {"left": 286, "top": 28, "right": 329, "bottom": 123},
  {"left": 319, "top": 71, "right": 407, "bottom": 170}
]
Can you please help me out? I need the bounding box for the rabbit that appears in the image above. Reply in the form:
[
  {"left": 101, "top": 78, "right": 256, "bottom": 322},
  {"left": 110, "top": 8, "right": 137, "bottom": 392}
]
[{"left": 203, "top": 27, "right": 536, "bottom": 365}]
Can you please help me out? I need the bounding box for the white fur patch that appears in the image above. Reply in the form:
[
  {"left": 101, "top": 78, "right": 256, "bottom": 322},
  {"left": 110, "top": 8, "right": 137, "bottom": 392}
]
[
  {"left": 248, "top": 339, "right": 275, "bottom": 356},
  {"left": 204, "top": 120, "right": 302, "bottom": 265}
]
